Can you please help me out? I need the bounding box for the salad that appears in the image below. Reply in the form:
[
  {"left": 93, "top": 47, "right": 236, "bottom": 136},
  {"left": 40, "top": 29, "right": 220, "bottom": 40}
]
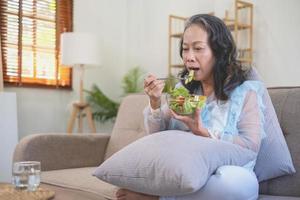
[
  {"left": 185, "top": 70, "right": 194, "bottom": 84},
  {"left": 168, "top": 86, "right": 207, "bottom": 115}
]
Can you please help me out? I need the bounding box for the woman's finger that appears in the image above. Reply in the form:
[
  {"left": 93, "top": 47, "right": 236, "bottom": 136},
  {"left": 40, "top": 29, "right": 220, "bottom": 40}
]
[
  {"left": 144, "top": 78, "right": 155, "bottom": 88},
  {"left": 154, "top": 81, "right": 165, "bottom": 92},
  {"left": 170, "top": 109, "right": 190, "bottom": 124},
  {"left": 144, "top": 74, "right": 157, "bottom": 87},
  {"left": 148, "top": 80, "right": 163, "bottom": 90},
  {"left": 194, "top": 108, "right": 200, "bottom": 122},
  {"left": 146, "top": 81, "right": 165, "bottom": 97}
]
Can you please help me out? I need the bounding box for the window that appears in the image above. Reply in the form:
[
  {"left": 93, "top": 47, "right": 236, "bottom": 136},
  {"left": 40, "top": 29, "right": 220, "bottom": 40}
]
[{"left": 0, "top": 0, "right": 73, "bottom": 89}]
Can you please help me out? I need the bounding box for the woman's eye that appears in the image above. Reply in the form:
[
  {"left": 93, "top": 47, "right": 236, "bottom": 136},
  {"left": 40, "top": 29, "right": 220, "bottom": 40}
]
[
  {"left": 182, "top": 48, "right": 188, "bottom": 51},
  {"left": 195, "top": 47, "right": 204, "bottom": 51}
]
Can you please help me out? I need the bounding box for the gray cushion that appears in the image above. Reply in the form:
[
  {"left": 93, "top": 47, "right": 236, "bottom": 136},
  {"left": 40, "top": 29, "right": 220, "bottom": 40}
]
[
  {"left": 259, "top": 195, "right": 300, "bottom": 200},
  {"left": 247, "top": 69, "right": 295, "bottom": 181},
  {"left": 259, "top": 88, "right": 300, "bottom": 196},
  {"left": 254, "top": 88, "right": 295, "bottom": 181},
  {"left": 93, "top": 130, "right": 256, "bottom": 196}
]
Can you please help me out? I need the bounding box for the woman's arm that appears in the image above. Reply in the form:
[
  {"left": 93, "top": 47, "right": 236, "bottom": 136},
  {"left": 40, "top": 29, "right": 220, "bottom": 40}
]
[
  {"left": 233, "top": 90, "right": 262, "bottom": 153},
  {"left": 143, "top": 102, "right": 171, "bottom": 134},
  {"left": 197, "top": 90, "right": 262, "bottom": 152},
  {"left": 143, "top": 74, "right": 168, "bottom": 134},
  {"left": 167, "top": 90, "right": 263, "bottom": 151}
]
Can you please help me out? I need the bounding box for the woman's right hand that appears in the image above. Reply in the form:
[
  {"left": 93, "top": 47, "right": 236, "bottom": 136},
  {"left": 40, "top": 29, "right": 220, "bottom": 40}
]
[{"left": 144, "top": 74, "right": 165, "bottom": 110}]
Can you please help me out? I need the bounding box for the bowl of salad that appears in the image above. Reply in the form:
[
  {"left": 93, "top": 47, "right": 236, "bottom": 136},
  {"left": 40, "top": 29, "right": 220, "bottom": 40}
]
[{"left": 166, "top": 86, "right": 207, "bottom": 115}]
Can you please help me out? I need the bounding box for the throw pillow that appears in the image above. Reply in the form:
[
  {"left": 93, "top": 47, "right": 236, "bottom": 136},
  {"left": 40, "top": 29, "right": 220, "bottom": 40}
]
[
  {"left": 93, "top": 130, "right": 256, "bottom": 196},
  {"left": 247, "top": 68, "right": 296, "bottom": 181},
  {"left": 254, "top": 87, "right": 296, "bottom": 181}
]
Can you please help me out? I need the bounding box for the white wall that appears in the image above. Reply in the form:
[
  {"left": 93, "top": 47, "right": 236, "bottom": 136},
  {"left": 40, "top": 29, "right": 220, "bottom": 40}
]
[
  {"left": 252, "top": 0, "right": 300, "bottom": 86},
  {"left": 74, "top": 0, "right": 128, "bottom": 101},
  {"left": 4, "top": 0, "right": 300, "bottom": 139},
  {"left": 126, "top": 0, "right": 300, "bottom": 86},
  {"left": 0, "top": 92, "right": 18, "bottom": 182},
  {"left": 6, "top": 87, "right": 71, "bottom": 138},
  {"left": 211, "top": 0, "right": 300, "bottom": 87},
  {"left": 126, "top": 0, "right": 213, "bottom": 77}
]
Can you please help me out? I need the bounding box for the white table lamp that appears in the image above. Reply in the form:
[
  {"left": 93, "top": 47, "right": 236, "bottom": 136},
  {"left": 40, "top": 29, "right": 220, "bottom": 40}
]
[{"left": 60, "top": 32, "right": 101, "bottom": 134}]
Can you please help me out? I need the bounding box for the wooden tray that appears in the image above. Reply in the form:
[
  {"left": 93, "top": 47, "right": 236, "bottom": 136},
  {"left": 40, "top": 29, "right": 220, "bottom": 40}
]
[{"left": 0, "top": 183, "right": 55, "bottom": 200}]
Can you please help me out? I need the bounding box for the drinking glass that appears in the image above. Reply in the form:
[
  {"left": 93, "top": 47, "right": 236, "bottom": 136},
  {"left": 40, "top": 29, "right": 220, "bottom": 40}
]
[{"left": 12, "top": 161, "right": 41, "bottom": 191}]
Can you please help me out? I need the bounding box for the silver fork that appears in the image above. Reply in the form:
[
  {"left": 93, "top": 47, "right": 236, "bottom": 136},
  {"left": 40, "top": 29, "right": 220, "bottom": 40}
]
[{"left": 157, "top": 77, "right": 186, "bottom": 81}]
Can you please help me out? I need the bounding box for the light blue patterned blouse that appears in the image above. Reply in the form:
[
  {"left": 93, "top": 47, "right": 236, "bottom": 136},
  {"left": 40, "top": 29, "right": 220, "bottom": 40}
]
[{"left": 203, "top": 80, "right": 266, "bottom": 141}]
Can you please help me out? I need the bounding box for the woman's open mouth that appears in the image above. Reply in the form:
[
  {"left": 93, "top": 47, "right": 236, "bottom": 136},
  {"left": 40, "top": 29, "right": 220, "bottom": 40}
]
[{"left": 188, "top": 67, "right": 200, "bottom": 71}]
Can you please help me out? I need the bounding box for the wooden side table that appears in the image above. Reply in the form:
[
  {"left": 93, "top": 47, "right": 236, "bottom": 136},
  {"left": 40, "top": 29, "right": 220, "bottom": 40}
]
[
  {"left": 0, "top": 183, "right": 55, "bottom": 200},
  {"left": 67, "top": 102, "right": 96, "bottom": 134}
]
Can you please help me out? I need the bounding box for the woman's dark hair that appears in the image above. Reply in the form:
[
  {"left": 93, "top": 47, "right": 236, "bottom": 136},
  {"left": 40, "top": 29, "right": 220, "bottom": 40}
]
[{"left": 179, "top": 14, "right": 250, "bottom": 101}]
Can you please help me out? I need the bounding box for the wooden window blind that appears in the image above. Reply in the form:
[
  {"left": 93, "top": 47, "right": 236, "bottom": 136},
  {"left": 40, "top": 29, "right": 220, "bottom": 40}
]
[{"left": 0, "top": 0, "right": 73, "bottom": 89}]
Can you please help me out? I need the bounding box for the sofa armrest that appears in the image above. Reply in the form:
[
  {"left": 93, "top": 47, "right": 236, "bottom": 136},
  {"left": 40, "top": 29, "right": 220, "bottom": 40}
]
[{"left": 13, "top": 133, "right": 110, "bottom": 171}]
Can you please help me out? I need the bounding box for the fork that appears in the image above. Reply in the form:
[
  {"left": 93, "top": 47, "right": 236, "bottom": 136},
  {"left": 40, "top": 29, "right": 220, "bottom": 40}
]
[{"left": 157, "top": 77, "right": 186, "bottom": 81}]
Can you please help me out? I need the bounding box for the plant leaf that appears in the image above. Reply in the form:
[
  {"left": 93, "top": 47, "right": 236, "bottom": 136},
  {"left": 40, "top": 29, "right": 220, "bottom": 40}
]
[
  {"left": 122, "top": 66, "right": 145, "bottom": 95},
  {"left": 85, "top": 85, "right": 120, "bottom": 123}
]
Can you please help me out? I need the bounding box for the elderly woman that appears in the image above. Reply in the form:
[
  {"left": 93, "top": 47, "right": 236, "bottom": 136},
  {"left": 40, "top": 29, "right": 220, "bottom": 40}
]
[{"left": 116, "top": 14, "right": 264, "bottom": 200}]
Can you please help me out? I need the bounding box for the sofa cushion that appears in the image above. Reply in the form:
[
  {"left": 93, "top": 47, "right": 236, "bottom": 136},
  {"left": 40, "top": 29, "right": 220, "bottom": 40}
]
[
  {"left": 94, "top": 130, "right": 256, "bottom": 196},
  {"left": 259, "top": 88, "right": 300, "bottom": 196},
  {"left": 41, "top": 167, "right": 118, "bottom": 199},
  {"left": 247, "top": 69, "right": 295, "bottom": 182},
  {"left": 40, "top": 183, "right": 109, "bottom": 200},
  {"left": 254, "top": 86, "right": 296, "bottom": 181},
  {"left": 104, "top": 94, "right": 149, "bottom": 159},
  {"left": 259, "top": 195, "right": 300, "bottom": 200}
]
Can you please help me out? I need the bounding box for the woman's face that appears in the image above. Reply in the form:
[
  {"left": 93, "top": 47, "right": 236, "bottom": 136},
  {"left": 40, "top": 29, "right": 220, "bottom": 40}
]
[{"left": 182, "top": 24, "right": 215, "bottom": 83}]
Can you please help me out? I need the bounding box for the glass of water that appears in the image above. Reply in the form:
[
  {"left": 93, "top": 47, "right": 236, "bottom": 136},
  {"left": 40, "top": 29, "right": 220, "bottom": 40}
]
[{"left": 12, "top": 161, "right": 41, "bottom": 191}]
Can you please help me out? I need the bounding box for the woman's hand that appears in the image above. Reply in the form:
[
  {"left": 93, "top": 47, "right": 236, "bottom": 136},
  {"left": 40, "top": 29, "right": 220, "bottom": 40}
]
[
  {"left": 144, "top": 74, "right": 165, "bottom": 110},
  {"left": 170, "top": 108, "right": 210, "bottom": 137}
]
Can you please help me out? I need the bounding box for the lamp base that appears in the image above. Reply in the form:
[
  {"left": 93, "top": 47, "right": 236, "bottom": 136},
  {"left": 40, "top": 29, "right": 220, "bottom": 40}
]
[{"left": 67, "top": 102, "right": 96, "bottom": 134}]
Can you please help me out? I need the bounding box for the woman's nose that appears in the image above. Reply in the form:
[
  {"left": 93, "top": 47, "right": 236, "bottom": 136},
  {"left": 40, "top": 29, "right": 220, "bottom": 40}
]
[{"left": 185, "top": 50, "right": 195, "bottom": 62}]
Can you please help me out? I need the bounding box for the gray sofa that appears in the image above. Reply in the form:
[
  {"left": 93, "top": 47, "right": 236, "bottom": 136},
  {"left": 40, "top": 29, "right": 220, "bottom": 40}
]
[{"left": 13, "top": 87, "right": 300, "bottom": 200}]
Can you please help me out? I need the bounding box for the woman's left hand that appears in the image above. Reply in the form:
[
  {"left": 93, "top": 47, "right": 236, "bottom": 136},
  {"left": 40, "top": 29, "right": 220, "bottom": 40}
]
[{"left": 170, "top": 108, "right": 210, "bottom": 137}]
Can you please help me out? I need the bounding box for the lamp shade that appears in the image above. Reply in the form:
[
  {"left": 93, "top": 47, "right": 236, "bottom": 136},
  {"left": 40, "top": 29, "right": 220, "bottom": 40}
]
[{"left": 60, "top": 32, "right": 101, "bottom": 66}]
